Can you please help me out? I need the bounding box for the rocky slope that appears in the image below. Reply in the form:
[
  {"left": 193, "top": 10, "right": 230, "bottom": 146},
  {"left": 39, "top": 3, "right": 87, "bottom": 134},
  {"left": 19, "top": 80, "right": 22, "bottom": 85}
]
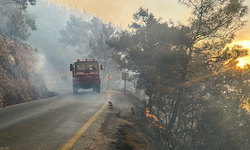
[{"left": 0, "top": 31, "right": 49, "bottom": 107}]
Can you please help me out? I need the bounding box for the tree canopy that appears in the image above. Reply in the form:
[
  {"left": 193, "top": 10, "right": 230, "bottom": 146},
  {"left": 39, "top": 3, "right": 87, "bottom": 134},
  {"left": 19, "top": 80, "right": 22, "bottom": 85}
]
[
  {"left": 0, "top": 0, "right": 37, "bottom": 41},
  {"left": 58, "top": 15, "right": 119, "bottom": 78},
  {"left": 107, "top": 0, "right": 250, "bottom": 149},
  {"left": 0, "top": 0, "right": 36, "bottom": 10}
]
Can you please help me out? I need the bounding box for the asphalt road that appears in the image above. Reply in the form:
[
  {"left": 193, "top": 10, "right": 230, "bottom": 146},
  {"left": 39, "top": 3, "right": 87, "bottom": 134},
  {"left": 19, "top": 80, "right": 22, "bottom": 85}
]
[{"left": 0, "top": 85, "right": 109, "bottom": 150}]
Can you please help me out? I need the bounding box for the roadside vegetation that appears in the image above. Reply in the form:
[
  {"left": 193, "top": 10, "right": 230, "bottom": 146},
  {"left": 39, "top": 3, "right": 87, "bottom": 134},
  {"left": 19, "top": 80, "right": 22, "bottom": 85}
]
[
  {"left": 58, "top": 14, "right": 120, "bottom": 80},
  {"left": 1, "top": 0, "right": 250, "bottom": 149},
  {"left": 107, "top": 1, "right": 250, "bottom": 149},
  {"left": 0, "top": 0, "right": 56, "bottom": 107},
  {"left": 0, "top": 0, "right": 37, "bottom": 41}
]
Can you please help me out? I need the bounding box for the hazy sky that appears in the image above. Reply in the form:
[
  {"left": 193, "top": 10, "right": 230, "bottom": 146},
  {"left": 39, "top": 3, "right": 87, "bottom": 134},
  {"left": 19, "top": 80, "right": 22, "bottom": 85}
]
[{"left": 48, "top": 0, "right": 250, "bottom": 42}]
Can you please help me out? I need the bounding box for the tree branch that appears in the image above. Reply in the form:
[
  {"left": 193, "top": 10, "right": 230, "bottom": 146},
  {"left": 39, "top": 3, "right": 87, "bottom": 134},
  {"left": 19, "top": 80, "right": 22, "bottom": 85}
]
[
  {"left": 0, "top": 1, "right": 16, "bottom": 5},
  {"left": 188, "top": 0, "right": 199, "bottom": 12}
]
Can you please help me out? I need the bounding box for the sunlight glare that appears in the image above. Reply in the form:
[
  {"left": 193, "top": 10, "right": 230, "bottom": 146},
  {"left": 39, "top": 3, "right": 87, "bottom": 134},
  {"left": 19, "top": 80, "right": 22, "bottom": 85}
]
[
  {"left": 234, "top": 40, "right": 250, "bottom": 49},
  {"left": 232, "top": 40, "right": 250, "bottom": 67},
  {"left": 237, "top": 58, "right": 247, "bottom": 67}
]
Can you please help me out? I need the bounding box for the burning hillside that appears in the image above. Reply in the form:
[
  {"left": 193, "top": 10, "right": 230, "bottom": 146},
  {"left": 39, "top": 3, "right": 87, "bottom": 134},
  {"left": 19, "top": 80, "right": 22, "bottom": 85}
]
[{"left": 0, "top": 31, "right": 51, "bottom": 107}]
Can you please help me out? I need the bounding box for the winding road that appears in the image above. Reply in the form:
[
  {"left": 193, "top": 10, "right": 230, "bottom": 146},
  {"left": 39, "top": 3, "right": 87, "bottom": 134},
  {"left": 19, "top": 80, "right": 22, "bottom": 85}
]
[{"left": 0, "top": 85, "right": 109, "bottom": 150}]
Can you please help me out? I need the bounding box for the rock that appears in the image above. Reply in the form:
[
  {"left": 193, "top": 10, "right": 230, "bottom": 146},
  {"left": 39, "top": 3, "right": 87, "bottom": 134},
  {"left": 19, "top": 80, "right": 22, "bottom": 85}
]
[
  {"left": 108, "top": 101, "right": 113, "bottom": 109},
  {"left": 0, "top": 31, "right": 48, "bottom": 107}
]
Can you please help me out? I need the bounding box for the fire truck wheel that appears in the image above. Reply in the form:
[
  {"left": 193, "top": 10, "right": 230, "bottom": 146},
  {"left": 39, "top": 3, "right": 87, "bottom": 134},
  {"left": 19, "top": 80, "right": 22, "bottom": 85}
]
[
  {"left": 96, "top": 85, "right": 100, "bottom": 93},
  {"left": 73, "top": 85, "right": 78, "bottom": 94}
]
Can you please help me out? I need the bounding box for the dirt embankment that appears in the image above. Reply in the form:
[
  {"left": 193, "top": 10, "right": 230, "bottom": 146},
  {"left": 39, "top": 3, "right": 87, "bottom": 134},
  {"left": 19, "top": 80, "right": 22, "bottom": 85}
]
[
  {"left": 0, "top": 31, "right": 53, "bottom": 107},
  {"left": 81, "top": 90, "right": 163, "bottom": 150},
  {"left": 104, "top": 91, "right": 163, "bottom": 150}
]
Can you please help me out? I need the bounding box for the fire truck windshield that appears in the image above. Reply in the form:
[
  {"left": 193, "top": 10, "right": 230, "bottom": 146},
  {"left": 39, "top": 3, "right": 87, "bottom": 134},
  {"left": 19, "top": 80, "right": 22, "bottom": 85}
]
[{"left": 75, "top": 62, "right": 98, "bottom": 71}]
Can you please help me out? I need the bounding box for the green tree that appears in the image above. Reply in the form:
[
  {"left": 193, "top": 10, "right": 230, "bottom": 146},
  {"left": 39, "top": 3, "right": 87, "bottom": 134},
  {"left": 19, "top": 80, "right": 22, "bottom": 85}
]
[
  {"left": 58, "top": 15, "right": 91, "bottom": 49},
  {"left": 107, "top": 3, "right": 250, "bottom": 149},
  {"left": 59, "top": 15, "right": 119, "bottom": 75},
  {"left": 179, "top": 0, "right": 248, "bottom": 60},
  {"left": 6, "top": 7, "right": 36, "bottom": 41},
  {"left": 0, "top": 0, "right": 36, "bottom": 10},
  {"left": 89, "top": 23, "right": 118, "bottom": 79},
  {"left": 58, "top": 15, "right": 101, "bottom": 56},
  {"left": 0, "top": 0, "right": 37, "bottom": 41}
]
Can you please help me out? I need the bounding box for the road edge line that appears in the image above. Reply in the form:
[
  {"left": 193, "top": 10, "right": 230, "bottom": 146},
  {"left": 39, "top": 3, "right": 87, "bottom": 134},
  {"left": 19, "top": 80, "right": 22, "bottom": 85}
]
[{"left": 58, "top": 90, "right": 110, "bottom": 150}]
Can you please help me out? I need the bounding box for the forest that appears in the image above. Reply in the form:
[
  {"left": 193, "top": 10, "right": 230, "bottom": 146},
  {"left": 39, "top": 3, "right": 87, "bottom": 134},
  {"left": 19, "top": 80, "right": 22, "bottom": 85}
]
[{"left": 1, "top": 0, "right": 250, "bottom": 149}]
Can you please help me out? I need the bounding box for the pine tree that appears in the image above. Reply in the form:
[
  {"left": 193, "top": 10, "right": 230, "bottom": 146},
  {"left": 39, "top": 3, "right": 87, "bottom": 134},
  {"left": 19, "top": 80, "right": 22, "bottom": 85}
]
[
  {"left": 6, "top": 7, "right": 30, "bottom": 41},
  {"left": 0, "top": 0, "right": 36, "bottom": 10},
  {"left": 107, "top": 2, "right": 250, "bottom": 148}
]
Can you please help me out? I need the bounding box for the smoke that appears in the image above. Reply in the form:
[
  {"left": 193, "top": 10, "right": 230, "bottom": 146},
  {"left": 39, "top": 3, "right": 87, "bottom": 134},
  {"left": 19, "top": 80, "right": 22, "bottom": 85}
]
[
  {"left": 19, "top": 0, "right": 250, "bottom": 91},
  {"left": 25, "top": 1, "right": 90, "bottom": 88},
  {"left": 46, "top": 0, "right": 191, "bottom": 27},
  {"left": 234, "top": 25, "right": 250, "bottom": 42},
  {"left": 47, "top": 0, "right": 250, "bottom": 42}
]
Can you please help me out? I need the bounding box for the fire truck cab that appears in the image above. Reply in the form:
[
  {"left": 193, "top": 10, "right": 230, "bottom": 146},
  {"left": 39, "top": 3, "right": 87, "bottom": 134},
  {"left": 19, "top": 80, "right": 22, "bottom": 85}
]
[{"left": 70, "top": 58, "right": 103, "bottom": 94}]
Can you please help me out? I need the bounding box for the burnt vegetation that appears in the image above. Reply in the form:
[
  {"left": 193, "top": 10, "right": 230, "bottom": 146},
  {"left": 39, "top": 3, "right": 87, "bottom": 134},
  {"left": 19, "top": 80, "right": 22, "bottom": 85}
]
[
  {"left": 0, "top": 32, "right": 49, "bottom": 107},
  {"left": 106, "top": 1, "right": 250, "bottom": 149},
  {"left": 0, "top": 0, "right": 50, "bottom": 107}
]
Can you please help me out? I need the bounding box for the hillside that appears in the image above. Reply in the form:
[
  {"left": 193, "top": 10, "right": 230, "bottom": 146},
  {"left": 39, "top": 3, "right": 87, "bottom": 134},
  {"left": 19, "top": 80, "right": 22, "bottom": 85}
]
[{"left": 0, "top": 31, "right": 51, "bottom": 107}]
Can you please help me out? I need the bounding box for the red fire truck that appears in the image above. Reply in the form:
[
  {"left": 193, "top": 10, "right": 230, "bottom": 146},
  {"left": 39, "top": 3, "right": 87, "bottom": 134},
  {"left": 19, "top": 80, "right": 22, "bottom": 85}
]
[{"left": 70, "top": 58, "right": 103, "bottom": 94}]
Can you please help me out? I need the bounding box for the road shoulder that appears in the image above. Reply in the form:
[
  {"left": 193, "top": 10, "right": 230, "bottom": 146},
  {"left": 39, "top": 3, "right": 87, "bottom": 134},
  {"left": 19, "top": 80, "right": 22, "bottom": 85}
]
[{"left": 72, "top": 90, "right": 162, "bottom": 150}]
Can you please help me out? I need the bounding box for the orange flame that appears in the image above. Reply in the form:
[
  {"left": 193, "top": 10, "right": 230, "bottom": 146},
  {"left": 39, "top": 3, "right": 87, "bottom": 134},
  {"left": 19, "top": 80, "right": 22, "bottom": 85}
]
[{"left": 145, "top": 108, "right": 165, "bottom": 129}]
